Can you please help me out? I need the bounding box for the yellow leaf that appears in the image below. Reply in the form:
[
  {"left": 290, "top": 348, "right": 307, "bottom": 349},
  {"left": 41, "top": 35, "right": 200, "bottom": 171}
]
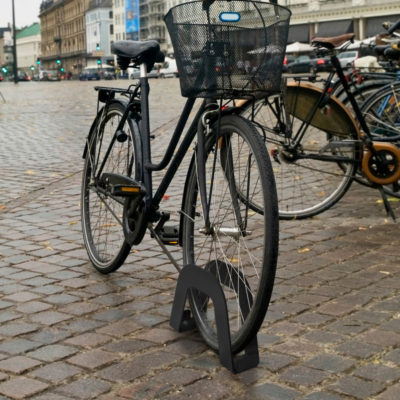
[
  {"left": 69, "top": 221, "right": 77, "bottom": 225},
  {"left": 380, "top": 271, "right": 390, "bottom": 275},
  {"left": 359, "top": 226, "right": 368, "bottom": 231},
  {"left": 26, "top": 170, "right": 35, "bottom": 175},
  {"left": 377, "top": 197, "right": 400, "bottom": 204},
  {"left": 298, "top": 247, "right": 311, "bottom": 253},
  {"left": 46, "top": 246, "right": 53, "bottom": 251}
]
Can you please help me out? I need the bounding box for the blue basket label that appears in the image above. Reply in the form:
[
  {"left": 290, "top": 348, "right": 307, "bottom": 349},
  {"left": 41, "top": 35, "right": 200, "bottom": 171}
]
[{"left": 219, "top": 12, "right": 241, "bottom": 23}]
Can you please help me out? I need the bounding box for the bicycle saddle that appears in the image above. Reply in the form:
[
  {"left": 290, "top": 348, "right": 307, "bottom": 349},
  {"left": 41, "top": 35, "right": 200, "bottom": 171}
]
[
  {"left": 312, "top": 33, "right": 355, "bottom": 49},
  {"left": 111, "top": 40, "right": 165, "bottom": 71}
]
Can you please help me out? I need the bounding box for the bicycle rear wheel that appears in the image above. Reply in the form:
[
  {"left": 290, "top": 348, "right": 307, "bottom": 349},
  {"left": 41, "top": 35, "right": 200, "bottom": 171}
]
[
  {"left": 181, "top": 115, "right": 279, "bottom": 353},
  {"left": 81, "top": 101, "right": 140, "bottom": 274},
  {"left": 241, "top": 89, "right": 359, "bottom": 219}
]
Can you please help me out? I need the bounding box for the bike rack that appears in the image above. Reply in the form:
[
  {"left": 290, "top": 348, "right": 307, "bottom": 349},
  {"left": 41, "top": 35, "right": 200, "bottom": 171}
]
[{"left": 170, "top": 264, "right": 259, "bottom": 373}]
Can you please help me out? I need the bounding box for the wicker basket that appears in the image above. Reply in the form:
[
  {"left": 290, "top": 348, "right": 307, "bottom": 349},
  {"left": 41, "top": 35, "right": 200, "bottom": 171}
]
[{"left": 164, "top": 0, "right": 291, "bottom": 98}]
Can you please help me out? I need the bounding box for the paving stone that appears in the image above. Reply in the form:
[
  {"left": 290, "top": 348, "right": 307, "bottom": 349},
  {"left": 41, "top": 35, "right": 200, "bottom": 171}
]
[
  {"left": 279, "top": 365, "right": 330, "bottom": 386},
  {"left": 117, "top": 367, "right": 206, "bottom": 399},
  {"left": 15, "top": 301, "right": 52, "bottom": 313},
  {"left": 246, "top": 382, "right": 300, "bottom": 400},
  {"left": 353, "top": 363, "right": 400, "bottom": 382},
  {"left": 303, "top": 392, "right": 343, "bottom": 400},
  {"left": 304, "top": 353, "right": 355, "bottom": 373},
  {"left": 335, "top": 340, "right": 383, "bottom": 359},
  {"left": 0, "top": 322, "right": 39, "bottom": 336},
  {"left": 96, "top": 319, "right": 141, "bottom": 336},
  {"left": 68, "top": 349, "right": 118, "bottom": 369},
  {"left": 328, "top": 376, "right": 385, "bottom": 399},
  {"left": 103, "top": 339, "right": 153, "bottom": 354},
  {"left": 64, "top": 332, "right": 111, "bottom": 348},
  {"left": 259, "top": 351, "right": 297, "bottom": 372},
  {"left": 359, "top": 329, "right": 400, "bottom": 347},
  {"left": 0, "top": 377, "right": 49, "bottom": 399},
  {"left": 30, "top": 361, "right": 82, "bottom": 383},
  {"left": 55, "top": 378, "right": 111, "bottom": 399},
  {"left": 383, "top": 348, "right": 400, "bottom": 365},
  {"left": 0, "top": 356, "right": 42, "bottom": 373},
  {"left": 376, "top": 383, "right": 400, "bottom": 400},
  {"left": 27, "top": 344, "right": 78, "bottom": 362},
  {"left": 96, "top": 352, "right": 182, "bottom": 382},
  {"left": 30, "top": 311, "right": 73, "bottom": 326}
]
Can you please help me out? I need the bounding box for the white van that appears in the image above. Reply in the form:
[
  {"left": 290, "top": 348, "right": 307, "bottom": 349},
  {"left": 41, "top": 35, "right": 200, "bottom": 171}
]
[{"left": 159, "top": 58, "right": 178, "bottom": 78}]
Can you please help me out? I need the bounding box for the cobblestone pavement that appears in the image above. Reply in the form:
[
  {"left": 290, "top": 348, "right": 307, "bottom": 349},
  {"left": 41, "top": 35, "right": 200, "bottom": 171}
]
[{"left": 0, "top": 80, "right": 399, "bottom": 399}]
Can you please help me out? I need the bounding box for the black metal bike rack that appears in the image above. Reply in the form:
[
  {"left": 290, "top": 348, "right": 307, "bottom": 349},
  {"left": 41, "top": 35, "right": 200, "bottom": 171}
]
[{"left": 170, "top": 264, "right": 259, "bottom": 373}]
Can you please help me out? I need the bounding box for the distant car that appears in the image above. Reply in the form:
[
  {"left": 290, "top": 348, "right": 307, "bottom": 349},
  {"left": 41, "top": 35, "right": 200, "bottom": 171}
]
[
  {"left": 282, "top": 54, "right": 295, "bottom": 72},
  {"left": 79, "top": 68, "right": 100, "bottom": 81},
  {"left": 286, "top": 55, "right": 317, "bottom": 74},
  {"left": 39, "top": 70, "right": 60, "bottom": 81},
  {"left": 0, "top": 76, "right": 3, "bottom": 82},
  {"left": 9, "top": 72, "right": 31, "bottom": 82},
  {"left": 337, "top": 51, "right": 359, "bottom": 68},
  {"left": 314, "top": 56, "right": 333, "bottom": 72},
  {"left": 159, "top": 59, "right": 178, "bottom": 78},
  {"left": 130, "top": 66, "right": 159, "bottom": 79}
]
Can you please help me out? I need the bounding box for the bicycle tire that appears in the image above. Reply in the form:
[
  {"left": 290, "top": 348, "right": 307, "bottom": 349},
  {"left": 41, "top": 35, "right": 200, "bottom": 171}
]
[
  {"left": 241, "top": 85, "right": 359, "bottom": 219},
  {"left": 181, "top": 115, "right": 279, "bottom": 353},
  {"left": 360, "top": 83, "right": 400, "bottom": 197},
  {"left": 81, "top": 101, "right": 140, "bottom": 274}
]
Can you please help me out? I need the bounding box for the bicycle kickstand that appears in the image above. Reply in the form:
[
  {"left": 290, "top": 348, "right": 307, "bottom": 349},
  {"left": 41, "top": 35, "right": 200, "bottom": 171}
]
[{"left": 378, "top": 186, "right": 397, "bottom": 222}]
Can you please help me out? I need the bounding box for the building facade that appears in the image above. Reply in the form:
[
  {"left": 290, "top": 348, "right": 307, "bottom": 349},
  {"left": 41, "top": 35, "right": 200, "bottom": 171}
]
[
  {"left": 16, "top": 23, "right": 41, "bottom": 75},
  {"left": 112, "top": 1, "right": 166, "bottom": 49},
  {"left": 39, "top": 0, "right": 90, "bottom": 75},
  {"left": 0, "top": 27, "right": 13, "bottom": 73},
  {"left": 85, "top": 0, "right": 113, "bottom": 68},
  {"left": 280, "top": 0, "right": 400, "bottom": 43}
]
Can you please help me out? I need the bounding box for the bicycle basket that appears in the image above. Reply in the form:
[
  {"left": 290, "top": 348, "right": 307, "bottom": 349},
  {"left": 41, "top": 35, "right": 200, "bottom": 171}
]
[{"left": 164, "top": 0, "right": 291, "bottom": 98}]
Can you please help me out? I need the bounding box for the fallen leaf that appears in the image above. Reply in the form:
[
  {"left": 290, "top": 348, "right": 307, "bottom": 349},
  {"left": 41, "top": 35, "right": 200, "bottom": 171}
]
[
  {"left": 298, "top": 247, "right": 311, "bottom": 253},
  {"left": 26, "top": 170, "right": 35, "bottom": 175}
]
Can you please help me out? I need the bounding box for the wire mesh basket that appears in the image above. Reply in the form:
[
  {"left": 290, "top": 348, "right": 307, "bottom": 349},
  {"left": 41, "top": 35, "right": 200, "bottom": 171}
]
[{"left": 164, "top": 0, "right": 291, "bottom": 98}]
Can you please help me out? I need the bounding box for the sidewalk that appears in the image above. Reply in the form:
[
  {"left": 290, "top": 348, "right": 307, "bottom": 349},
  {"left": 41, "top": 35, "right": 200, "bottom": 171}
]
[{"left": 0, "top": 81, "right": 399, "bottom": 399}]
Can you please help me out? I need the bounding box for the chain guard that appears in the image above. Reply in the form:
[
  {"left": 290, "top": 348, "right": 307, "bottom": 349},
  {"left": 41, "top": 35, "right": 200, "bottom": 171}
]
[{"left": 123, "top": 197, "right": 147, "bottom": 246}]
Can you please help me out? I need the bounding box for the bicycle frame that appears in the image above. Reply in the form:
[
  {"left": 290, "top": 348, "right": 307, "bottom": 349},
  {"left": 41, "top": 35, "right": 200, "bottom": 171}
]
[{"left": 92, "top": 64, "right": 212, "bottom": 226}]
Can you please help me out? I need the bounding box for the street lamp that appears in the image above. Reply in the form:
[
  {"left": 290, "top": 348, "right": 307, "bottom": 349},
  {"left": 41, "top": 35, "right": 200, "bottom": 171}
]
[{"left": 12, "top": 0, "right": 18, "bottom": 84}]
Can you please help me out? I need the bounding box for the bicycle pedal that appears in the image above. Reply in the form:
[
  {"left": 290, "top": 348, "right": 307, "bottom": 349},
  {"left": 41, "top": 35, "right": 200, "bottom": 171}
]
[
  {"left": 100, "top": 173, "right": 146, "bottom": 197},
  {"left": 151, "top": 225, "right": 179, "bottom": 245}
]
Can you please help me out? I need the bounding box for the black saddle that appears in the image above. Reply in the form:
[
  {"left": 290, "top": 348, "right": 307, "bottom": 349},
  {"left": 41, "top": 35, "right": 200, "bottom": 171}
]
[{"left": 111, "top": 40, "right": 165, "bottom": 71}]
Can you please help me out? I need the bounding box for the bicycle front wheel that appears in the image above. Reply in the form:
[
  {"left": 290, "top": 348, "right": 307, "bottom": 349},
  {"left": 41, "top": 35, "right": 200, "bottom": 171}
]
[
  {"left": 81, "top": 101, "right": 140, "bottom": 274},
  {"left": 181, "top": 115, "right": 279, "bottom": 353}
]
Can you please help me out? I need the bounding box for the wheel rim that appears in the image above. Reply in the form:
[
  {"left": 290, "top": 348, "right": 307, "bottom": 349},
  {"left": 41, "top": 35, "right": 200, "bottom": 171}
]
[
  {"left": 183, "top": 121, "right": 276, "bottom": 351},
  {"left": 82, "top": 108, "right": 133, "bottom": 267}
]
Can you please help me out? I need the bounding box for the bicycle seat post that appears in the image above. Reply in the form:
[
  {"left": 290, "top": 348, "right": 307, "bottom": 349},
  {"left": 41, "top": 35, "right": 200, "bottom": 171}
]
[{"left": 139, "top": 62, "right": 153, "bottom": 205}]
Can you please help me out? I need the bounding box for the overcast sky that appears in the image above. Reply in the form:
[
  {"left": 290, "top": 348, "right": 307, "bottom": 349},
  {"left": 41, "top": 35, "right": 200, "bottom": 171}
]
[{"left": 1, "top": 0, "right": 42, "bottom": 28}]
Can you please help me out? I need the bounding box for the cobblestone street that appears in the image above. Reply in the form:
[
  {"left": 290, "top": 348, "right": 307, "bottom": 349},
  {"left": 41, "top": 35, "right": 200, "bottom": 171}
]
[{"left": 0, "top": 80, "right": 399, "bottom": 399}]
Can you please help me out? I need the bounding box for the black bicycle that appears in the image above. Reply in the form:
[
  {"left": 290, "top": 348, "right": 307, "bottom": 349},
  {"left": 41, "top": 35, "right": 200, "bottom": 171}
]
[{"left": 81, "top": 0, "right": 290, "bottom": 354}]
